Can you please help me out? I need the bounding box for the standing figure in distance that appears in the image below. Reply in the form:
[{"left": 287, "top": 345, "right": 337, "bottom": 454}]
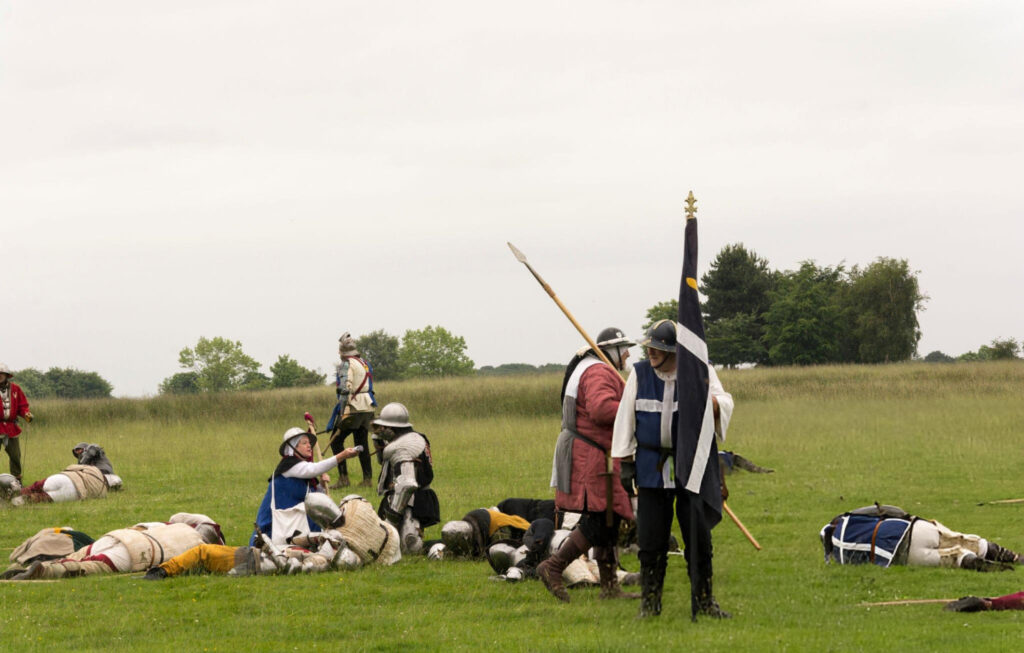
[
  {"left": 328, "top": 333, "right": 377, "bottom": 488},
  {"left": 0, "top": 364, "right": 33, "bottom": 483}
]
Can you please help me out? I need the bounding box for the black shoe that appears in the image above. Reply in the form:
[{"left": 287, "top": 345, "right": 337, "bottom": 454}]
[
  {"left": 697, "top": 596, "right": 732, "bottom": 619},
  {"left": 944, "top": 596, "right": 988, "bottom": 612},
  {"left": 144, "top": 566, "right": 168, "bottom": 580}
]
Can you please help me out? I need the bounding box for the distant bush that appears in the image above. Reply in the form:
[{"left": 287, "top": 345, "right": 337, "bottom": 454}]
[
  {"left": 14, "top": 367, "right": 113, "bottom": 399},
  {"left": 923, "top": 350, "right": 953, "bottom": 363}
]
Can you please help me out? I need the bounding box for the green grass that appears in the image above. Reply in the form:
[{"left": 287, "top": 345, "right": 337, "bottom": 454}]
[{"left": 2, "top": 361, "right": 1023, "bottom": 651}]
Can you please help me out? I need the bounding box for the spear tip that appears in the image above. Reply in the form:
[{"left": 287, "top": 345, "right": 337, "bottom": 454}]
[{"left": 507, "top": 241, "right": 528, "bottom": 263}]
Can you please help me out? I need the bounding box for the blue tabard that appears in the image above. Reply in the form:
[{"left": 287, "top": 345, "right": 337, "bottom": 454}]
[
  {"left": 822, "top": 514, "right": 912, "bottom": 567},
  {"left": 250, "top": 474, "right": 322, "bottom": 545},
  {"left": 633, "top": 361, "right": 678, "bottom": 489}
]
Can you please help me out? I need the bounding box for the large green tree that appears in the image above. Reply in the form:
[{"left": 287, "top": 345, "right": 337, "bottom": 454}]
[
  {"left": 701, "top": 244, "right": 776, "bottom": 324},
  {"left": 356, "top": 330, "right": 402, "bottom": 381},
  {"left": 701, "top": 244, "right": 775, "bottom": 365},
  {"left": 269, "top": 355, "right": 326, "bottom": 389},
  {"left": 841, "top": 258, "right": 926, "bottom": 363},
  {"left": 174, "top": 336, "right": 262, "bottom": 392},
  {"left": 763, "top": 262, "right": 846, "bottom": 366},
  {"left": 398, "top": 326, "right": 475, "bottom": 378},
  {"left": 705, "top": 313, "right": 768, "bottom": 367}
]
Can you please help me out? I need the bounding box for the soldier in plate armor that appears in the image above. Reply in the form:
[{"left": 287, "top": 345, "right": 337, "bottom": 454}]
[{"left": 372, "top": 403, "right": 440, "bottom": 554}]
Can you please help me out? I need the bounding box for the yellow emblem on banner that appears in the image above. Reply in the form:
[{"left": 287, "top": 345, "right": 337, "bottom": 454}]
[{"left": 686, "top": 277, "right": 697, "bottom": 290}]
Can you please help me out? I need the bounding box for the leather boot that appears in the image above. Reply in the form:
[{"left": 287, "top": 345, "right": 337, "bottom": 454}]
[
  {"left": 984, "top": 542, "right": 1022, "bottom": 564},
  {"left": 961, "top": 554, "right": 1014, "bottom": 572},
  {"left": 695, "top": 577, "right": 731, "bottom": 619},
  {"left": 595, "top": 547, "right": 640, "bottom": 599},
  {"left": 330, "top": 474, "right": 350, "bottom": 489},
  {"left": 638, "top": 563, "right": 661, "bottom": 617},
  {"left": 537, "top": 528, "right": 589, "bottom": 603}
]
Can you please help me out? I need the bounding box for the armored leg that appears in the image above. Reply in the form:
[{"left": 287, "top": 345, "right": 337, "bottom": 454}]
[
  {"left": 537, "top": 528, "right": 589, "bottom": 603},
  {"left": 400, "top": 509, "right": 423, "bottom": 554}
]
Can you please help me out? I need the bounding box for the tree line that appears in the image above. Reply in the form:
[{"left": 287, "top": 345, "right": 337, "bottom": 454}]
[
  {"left": 645, "top": 243, "right": 1020, "bottom": 366},
  {"left": 10, "top": 367, "right": 114, "bottom": 399},
  {"left": 158, "top": 325, "right": 476, "bottom": 395}
]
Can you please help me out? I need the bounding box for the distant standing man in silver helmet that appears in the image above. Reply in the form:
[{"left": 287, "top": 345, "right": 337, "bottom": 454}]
[
  {"left": 328, "top": 333, "right": 377, "bottom": 488},
  {"left": 612, "top": 319, "right": 734, "bottom": 619},
  {"left": 539, "top": 327, "right": 638, "bottom": 603},
  {"left": 373, "top": 402, "right": 440, "bottom": 554},
  {"left": 0, "top": 364, "right": 33, "bottom": 483}
]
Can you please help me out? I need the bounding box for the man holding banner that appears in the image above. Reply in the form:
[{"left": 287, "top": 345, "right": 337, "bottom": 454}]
[{"left": 612, "top": 193, "right": 733, "bottom": 620}]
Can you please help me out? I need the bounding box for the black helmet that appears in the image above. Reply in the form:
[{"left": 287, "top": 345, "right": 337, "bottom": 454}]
[
  {"left": 639, "top": 319, "right": 677, "bottom": 352},
  {"left": 596, "top": 327, "right": 633, "bottom": 351}
]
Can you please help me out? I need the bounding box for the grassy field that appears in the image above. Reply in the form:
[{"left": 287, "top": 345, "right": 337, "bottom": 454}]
[{"left": 2, "top": 361, "right": 1023, "bottom": 651}]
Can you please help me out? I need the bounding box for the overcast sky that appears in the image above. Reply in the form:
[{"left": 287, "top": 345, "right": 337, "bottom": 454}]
[{"left": 2, "top": 1, "right": 1022, "bottom": 397}]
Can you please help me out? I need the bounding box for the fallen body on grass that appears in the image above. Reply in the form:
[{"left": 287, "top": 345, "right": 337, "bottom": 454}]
[
  {"left": 4, "top": 513, "right": 224, "bottom": 580},
  {"left": 146, "top": 493, "right": 400, "bottom": 579},
  {"left": 821, "top": 503, "right": 1023, "bottom": 571},
  {"left": 429, "top": 502, "right": 640, "bottom": 590}
]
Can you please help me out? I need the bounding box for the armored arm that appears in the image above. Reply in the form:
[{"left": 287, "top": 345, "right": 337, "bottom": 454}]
[{"left": 388, "top": 460, "right": 419, "bottom": 514}]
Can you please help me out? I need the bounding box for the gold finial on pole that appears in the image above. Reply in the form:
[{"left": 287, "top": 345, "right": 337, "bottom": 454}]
[{"left": 684, "top": 190, "right": 697, "bottom": 221}]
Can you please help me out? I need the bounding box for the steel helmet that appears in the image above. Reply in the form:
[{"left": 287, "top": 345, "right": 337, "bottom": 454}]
[
  {"left": 338, "top": 332, "right": 359, "bottom": 356},
  {"left": 373, "top": 403, "right": 411, "bottom": 429},
  {"left": 0, "top": 363, "right": 12, "bottom": 378},
  {"left": 595, "top": 327, "right": 633, "bottom": 351},
  {"left": 0, "top": 473, "right": 21, "bottom": 500},
  {"left": 441, "top": 520, "right": 475, "bottom": 556},
  {"left": 639, "top": 319, "right": 677, "bottom": 352},
  {"left": 279, "top": 426, "right": 315, "bottom": 456}
]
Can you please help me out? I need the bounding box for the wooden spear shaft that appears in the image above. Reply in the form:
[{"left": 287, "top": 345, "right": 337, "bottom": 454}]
[
  {"left": 507, "top": 242, "right": 616, "bottom": 370},
  {"left": 859, "top": 598, "right": 955, "bottom": 607},
  {"left": 304, "top": 412, "right": 331, "bottom": 490},
  {"left": 723, "top": 501, "right": 761, "bottom": 551},
  {"left": 508, "top": 241, "right": 620, "bottom": 526}
]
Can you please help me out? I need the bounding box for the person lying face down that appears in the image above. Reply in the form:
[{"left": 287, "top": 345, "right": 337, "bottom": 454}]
[
  {"left": 821, "top": 504, "right": 1023, "bottom": 571},
  {"left": 6, "top": 513, "right": 225, "bottom": 580}
]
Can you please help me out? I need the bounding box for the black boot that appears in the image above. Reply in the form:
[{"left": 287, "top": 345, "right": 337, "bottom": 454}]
[
  {"left": 594, "top": 547, "right": 640, "bottom": 600},
  {"left": 537, "top": 529, "right": 589, "bottom": 603},
  {"left": 985, "top": 542, "right": 1022, "bottom": 564},
  {"left": 144, "top": 566, "right": 168, "bottom": 580},
  {"left": 961, "top": 554, "right": 1014, "bottom": 572},
  {"left": 638, "top": 563, "right": 661, "bottom": 617},
  {"left": 695, "top": 577, "right": 732, "bottom": 619}
]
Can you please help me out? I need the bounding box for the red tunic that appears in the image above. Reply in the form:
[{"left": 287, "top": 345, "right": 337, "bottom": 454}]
[
  {"left": 555, "top": 364, "right": 634, "bottom": 520},
  {"left": 0, "top": 383, "right": 30, "bottom": 438}
]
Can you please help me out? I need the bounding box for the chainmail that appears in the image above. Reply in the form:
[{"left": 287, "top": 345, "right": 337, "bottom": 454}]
[{"left": 0, "top": 385, "right": 11, "bottom": 420}]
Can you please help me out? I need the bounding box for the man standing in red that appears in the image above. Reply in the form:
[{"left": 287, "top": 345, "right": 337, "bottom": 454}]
[
  {"left": 0, "top": 364, "right": 33, "bottom": 483},
  {"left": 539, "top": 328, "right": 637, "bottom": 602}
]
